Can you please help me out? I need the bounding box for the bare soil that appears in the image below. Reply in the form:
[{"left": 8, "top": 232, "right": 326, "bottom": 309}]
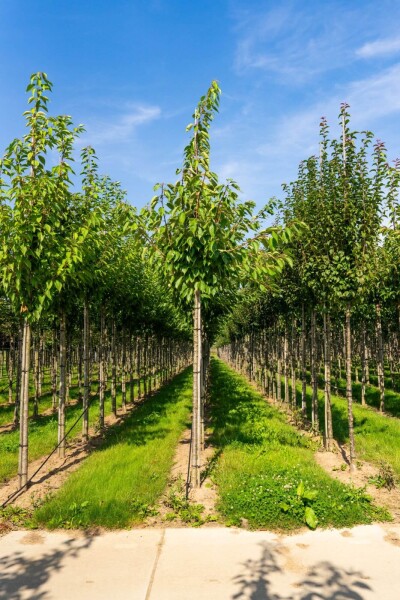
[{"left": 146, "top": 423, "right": 220, "bottom": 528}]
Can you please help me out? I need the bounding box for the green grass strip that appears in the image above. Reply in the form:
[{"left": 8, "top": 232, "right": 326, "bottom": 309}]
[
  {"left": 300, "top": 382, "right": 400, "bottom": 478},
  {"left": 33, "top": 368, "right": 192, "bottom": 529},
  {"left": 210, "top": 358, "right": 389, "bottom": 531},
  {"left": 304, "top": 370, "right": 400, "bottom": 418},
  {"left": 0, "top": 376, "right": 163, "bottom": 484}
]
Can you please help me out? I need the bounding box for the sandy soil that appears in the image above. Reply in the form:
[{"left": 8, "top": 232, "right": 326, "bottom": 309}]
[{"left": 145, "top": 422, "right": 220, "bottom": 528}]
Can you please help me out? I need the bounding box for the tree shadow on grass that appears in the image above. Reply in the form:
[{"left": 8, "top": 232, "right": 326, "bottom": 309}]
[
  {"left": 95, "top": 370, "right": 192, "bottom": 451},
  {"left": 232, "top": 541, "right": 372, "bottom": 600},
  {"left": 0, "top": 534, "right": 95, "bottom": 600},
  {"left": 208, "top": 360, "right": 308, "bottom": 450}
]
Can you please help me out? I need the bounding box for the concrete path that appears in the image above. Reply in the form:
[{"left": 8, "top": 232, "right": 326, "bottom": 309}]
[{"left": 0, "top": 524, "right": 399, "bottom": 599}]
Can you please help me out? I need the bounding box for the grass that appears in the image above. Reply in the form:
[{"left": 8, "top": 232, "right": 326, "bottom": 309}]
[
  {"left": 32, "top": 368, "right": 192, "bottom": 529},
  {"left": 0, "top": 371, "right": 61, "bottom": 426},
  {"left": 209, "top": 358, "right": 390, "bottom": 531},
  {"left": 309, "top": 371, "right": 400, "bottom": 418},
  {"left": 0, "top": 375, "right": 158, "bottom": 484},
  {"left": 300, "top": 383, "right": 400, "bottom": 479}
]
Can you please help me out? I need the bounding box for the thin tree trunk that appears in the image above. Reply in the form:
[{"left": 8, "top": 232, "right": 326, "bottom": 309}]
[
  {"left": 14, "top": 322, "right": 23, "bottom": 426},
  {"left": 129, "top": 332, "right": 134, "bottom": 403},
  {"left": 99, "top": 307, "right": 106, "bottom": 429},
  {"left": 18, "top": 319, "right": 31, "bottom": 488},
  {"left": 301, "top": 304, "right": 307, "bottom": 418},
  {"left": 190, "top": 289, "right": 202, "bottom": 488},
  {"left": 121, "top": 327, "right": 127, "bottom": 410},
  {"left": 360, "top": 321, "right": 366, "bottom": 406},
  {"left": 111, "top": 318, "right": 117, "bottom": 415},
  {"left": 311, "top": 309, "right": 319, "bottom": 432},
  {"left": 33, "top": 334, "right": 40, "bottom": 417},
  {"left": 323, "top": 311, "right": 333, "bottom": 451},
  {"left": 276, "top": 328, "right": 281, "bottom": 402},
  {"left": 290, "top": 320, "right": 296, "bottom": 409},
  {"left": 376, "top": 303, "right": 385, "bottom": 412},
  {"left": 345, "top": 305, "right": 356, "bottom": 470},
  {"left": 82, "top": 297, "right": 90, "bottom": 441},
  {"left": 8, "top": 335, "right": 14, "bottom": 404},
  {"left": 58, "top": 309, "right": 67, "bottom": 458},
  {"left": 284, "top": 326, "right": 289, "bottom": 403}
]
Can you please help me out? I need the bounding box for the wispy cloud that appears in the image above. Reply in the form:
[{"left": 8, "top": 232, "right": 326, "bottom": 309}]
[
  {"left": 80, "top": 104, "right": 161, "bottom": 146},
  {"left": 214, "top": 62, "right": 400, "bottom": 206},
  {"left": 232, "top": 4, "right": 358, "bottom": 82},
  {"left": 356, "top": 37, "right": 400, "bottom": 58}
]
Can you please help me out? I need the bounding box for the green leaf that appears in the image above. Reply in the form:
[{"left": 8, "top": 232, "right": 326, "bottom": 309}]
[
  {"left": 296, "top": 481, "right": 304, "bottom": 498},
  {"left": 305, "top": 507, "right": 318, "bottom": 530}
]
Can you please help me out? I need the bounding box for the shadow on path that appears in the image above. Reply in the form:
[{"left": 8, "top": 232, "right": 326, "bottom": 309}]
[
  {"left": 232, "top": 541, "right": 372, "bottom": 600},
  {"left": 0, "top": 534, "right": 95, "bottom": 600}
]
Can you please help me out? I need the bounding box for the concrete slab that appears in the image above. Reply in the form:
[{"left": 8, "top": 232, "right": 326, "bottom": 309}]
[
  {"left": 150, "top": 525, "right": 400, "bottom": 600},
  {"left": 0, "top": 529, "right": 162, "bottom": 600},
  {"left": 0, "top": 525, "right": 399, "bottom": 599}
]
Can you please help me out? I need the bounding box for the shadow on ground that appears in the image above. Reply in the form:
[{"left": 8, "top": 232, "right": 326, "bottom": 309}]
[
  {"left": 232, "top": 541, "right": 372, "bottom": 600},
  {"left": 0, "top": 534, "right": 95, "bottom": 600}
]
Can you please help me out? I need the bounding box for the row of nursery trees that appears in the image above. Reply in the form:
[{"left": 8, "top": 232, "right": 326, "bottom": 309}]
[
  {"left": 0, "top": 73, "right": 192, "bottom": 491},
  {"left": 3, "top": 73, "right": 398, "bottom": 492},
  {"left": 0, "top": 74, "right": 294, "bottom": 492},
  {"left": 218, "top": 104, "right": 400, "bottom": 472}
]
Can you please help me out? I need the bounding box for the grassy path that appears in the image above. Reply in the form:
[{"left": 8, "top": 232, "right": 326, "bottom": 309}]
[
  {"left": 0, "top": 377, "right": 159, "bottom": 484},
  {"left": 210, "top": 359, "right": 389, "bottom": 531},
  {"left": 33, "top": 369, "right": 192, "bottom": 529},
  {"left": 298, "top": 381, "right": 400, "bottom": 478}
]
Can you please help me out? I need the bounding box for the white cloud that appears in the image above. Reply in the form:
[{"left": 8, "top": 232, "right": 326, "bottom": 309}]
[
  {"left": 213, "top": 63, "right": 400, "bottom": 207},
  {"left": 357, "top": 37, "right": 400, "bottom": 58},
  {"left": 80, "top": 104, "right": 161, "bottom": 146},
  {"left": 232, "top": 4, "right": 357, "bottom": 82}
]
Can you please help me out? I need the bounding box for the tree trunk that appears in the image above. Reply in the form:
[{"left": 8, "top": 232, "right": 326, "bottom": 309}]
[
  {"left": 290, "top": 320, "right": 296, "bottom": 409},
  {"left": 311, "top": 310, "right": 319, "bottom": 432},
  {"left": 8, "top": 335, "right": 14, "bottom": 404},
  {"left": 284, "top": 326, "right": 289, "bottom": 403},
  {"left": 121, "top": 327, "right": 127, "bottom": 410},
  {"left": 51, "top": 328, "right": 58, "bottom": 411},
  {"left": 14, "top": 321, "right": 23, "bottom": 426},
  {"left": 99, "top": 307, "right": 106, "bottom": 429},
  {"left": 129, "top": 332, "right": 134, "bottom": 403},
  {"left": 82, "top": 297, "right": 90, "bottom": 441},
  {"left": 345, "top": 305, "right": 356, "bottom": 470},
  {"left": 18, "top": 318, "right": 31, "bottom": 489},
  {"left": 58, "top": 309, "right": 67, "bottom": 458},
  {"left": 360, "top": 321, "right": 366, "bottom": 406},
  {"left": 301, "top": 304, "right": 307, "bottom": 418},
  {"left": 111, "top": 318, "right": 117, "bottom": 415},
  {"left": 33, "top": 334, "right": 40, "bottom": 417},
  {"left": 190, "top": 289, "right": 202, "bottom": 488},
  {"left": 376, "top": 303, "right": 385, "bottom": 412},
  {"left": 323, "top": 311, "right": 333, "bottom": 451}
]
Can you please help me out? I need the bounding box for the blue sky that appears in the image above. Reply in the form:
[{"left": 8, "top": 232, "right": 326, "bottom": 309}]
[{"left": 1, "top": 0, "right": 400, "bottom": 209}]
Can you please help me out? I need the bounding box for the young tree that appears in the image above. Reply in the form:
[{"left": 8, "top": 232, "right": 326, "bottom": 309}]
[{"left": 144, "top": 82, "right": 293, "bottom": 487}]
